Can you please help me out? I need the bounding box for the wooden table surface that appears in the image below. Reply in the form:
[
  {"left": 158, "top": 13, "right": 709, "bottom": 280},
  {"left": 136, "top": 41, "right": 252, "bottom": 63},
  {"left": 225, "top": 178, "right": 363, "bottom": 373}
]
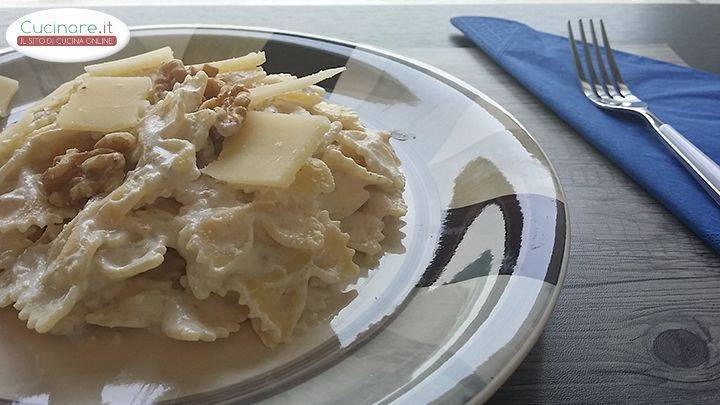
[{"left": 2, "top": 3, "right": 720, "bottom": 404}]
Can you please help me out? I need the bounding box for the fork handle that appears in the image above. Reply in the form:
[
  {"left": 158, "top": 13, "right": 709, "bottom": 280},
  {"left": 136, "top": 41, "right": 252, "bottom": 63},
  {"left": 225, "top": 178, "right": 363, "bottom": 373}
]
[{"left": 655, "top": 123, "right": 720, "bottom": 206}]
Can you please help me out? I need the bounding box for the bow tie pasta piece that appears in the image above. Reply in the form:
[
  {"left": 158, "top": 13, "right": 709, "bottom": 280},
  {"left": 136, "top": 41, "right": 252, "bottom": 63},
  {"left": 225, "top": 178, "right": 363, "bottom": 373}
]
[
  {"left": 319, "top": 146, "right": 392, "bottom": 220},
  {"left": 85, "top": 278, "right": 248, "bottom": 342},
  {"left": 178, "top": 203, "right": 258, "bottom": 299},
  {"left": 335, "top": 129, "right": 405, "bottom": 191},
  {"left": 0, "top": 229, "right": 34, "bottom": 271},
  {"left": 0, "top": 169, "right": 76, "bottom": 234},
  {"left": 0, "top": 76, "right": 84, "bottom": 165},
  {"left": 311, "top": 101, "right": 363, "bottom": 131},
  {"left": 92, "top": 208, "right": 178, "bottom": 280}
]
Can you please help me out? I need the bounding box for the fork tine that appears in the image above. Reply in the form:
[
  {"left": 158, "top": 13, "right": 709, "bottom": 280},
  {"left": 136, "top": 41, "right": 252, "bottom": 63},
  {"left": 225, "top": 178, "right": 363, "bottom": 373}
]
[
  {"left": 578, "top": 20, "right": 610, "bottom": 99},
  {"left": 589, "top": 20, "right": 619, "bottom": 98},
  {"left": 599, "top": 20, "right": 631, "bottom": 96},
  {"left": 567, "top": 21, "right": 597, "bottom": 99}
]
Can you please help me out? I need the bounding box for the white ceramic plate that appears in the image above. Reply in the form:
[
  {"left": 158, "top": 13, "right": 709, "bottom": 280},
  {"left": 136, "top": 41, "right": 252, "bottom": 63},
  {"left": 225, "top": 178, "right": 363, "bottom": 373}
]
[{"left": 0, "top": 26, "right": 568, "bottom": 404}]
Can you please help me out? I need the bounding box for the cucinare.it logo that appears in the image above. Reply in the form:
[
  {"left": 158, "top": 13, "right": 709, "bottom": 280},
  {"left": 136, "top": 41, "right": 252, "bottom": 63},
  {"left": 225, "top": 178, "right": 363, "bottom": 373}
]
[{"left": 5, "top": 8, "right": 130, "bottom": 63}]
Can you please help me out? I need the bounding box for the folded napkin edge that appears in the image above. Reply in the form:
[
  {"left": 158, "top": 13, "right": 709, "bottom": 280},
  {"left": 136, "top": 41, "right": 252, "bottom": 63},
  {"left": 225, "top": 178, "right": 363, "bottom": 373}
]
[
  {"left": 451, "top": 16, "right": 720, "bottom": 78},
  {"left": 451, "top": 16, "right": 527, "bottom": 58}
]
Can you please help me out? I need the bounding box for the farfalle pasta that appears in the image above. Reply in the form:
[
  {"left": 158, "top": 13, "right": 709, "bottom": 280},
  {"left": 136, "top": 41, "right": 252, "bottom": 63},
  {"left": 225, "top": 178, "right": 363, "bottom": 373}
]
[{"left": 0, "top": 48, "right": 406, "bottom": 347}]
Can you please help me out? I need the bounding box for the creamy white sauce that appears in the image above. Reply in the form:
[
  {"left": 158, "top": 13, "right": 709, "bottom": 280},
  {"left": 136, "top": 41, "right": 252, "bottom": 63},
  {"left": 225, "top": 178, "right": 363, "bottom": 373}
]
[{"left": 0, "top": 53, "right": 407, "bottom": 402}]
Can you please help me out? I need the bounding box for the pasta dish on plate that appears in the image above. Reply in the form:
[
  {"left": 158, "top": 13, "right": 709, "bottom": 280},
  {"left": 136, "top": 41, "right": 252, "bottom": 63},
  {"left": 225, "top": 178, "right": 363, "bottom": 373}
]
[{"left": 0, "top": 47, "right": 406, "bottom": 347}]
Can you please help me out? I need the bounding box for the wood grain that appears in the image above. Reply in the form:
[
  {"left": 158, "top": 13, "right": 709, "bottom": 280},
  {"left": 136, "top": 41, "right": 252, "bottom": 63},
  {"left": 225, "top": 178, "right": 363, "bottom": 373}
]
[
  {"left": 1, "top": 4, "right": 719, "bottom": 404},
  {"left": 404, "top": 45, "right": 720, "bottom": 404}
]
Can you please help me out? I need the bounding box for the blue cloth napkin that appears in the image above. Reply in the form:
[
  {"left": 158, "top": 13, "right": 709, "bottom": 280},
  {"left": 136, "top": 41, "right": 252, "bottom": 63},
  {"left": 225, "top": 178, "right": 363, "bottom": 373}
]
[{"left": 452, "top": 16, "right": 720, "bottom": 252}]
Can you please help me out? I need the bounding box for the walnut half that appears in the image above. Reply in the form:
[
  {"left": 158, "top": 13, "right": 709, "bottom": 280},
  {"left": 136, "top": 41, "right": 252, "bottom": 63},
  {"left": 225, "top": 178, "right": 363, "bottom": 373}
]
[
  {"left": 200, "top": 83, "right": 251, "bottom": 138},
  {"left": 42, "top": 132, "right": 136, "bottom": 207},
  {"left": 150, "top": 59, "right": 220, "bottom": 104},
  {"left": 94, "top": 131, "right": 136, "bottom": 154}
]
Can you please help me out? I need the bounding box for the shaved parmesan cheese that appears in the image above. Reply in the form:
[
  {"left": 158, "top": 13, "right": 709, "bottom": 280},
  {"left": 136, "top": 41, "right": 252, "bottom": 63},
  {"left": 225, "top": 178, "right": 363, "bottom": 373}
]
[
  {"left": 38, "top": 75, "right": 85, "bottom": 109},
  {"left": 203, "top": 111, "right": 330, "bottom": 188},
  {"left": 0, "top": 75, "right": 19, "bottom": 117},
  {"left": 249, "top": 67, "right": 346, "bottom": 108},
  {"left": 192, "top": 51, "right": 266, "bottom": 73},
  {"left": 85, "top": 47, "right": 174, "bottom": 76},
  {"left": 57, "top": 76, "right": 151, "bottom": 132}
]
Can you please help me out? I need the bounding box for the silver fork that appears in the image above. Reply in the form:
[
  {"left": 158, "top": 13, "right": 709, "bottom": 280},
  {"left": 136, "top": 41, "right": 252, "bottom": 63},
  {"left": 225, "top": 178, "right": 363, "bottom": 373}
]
[{"left": 568, "top": 19, "right": 720, "bottom": 206}]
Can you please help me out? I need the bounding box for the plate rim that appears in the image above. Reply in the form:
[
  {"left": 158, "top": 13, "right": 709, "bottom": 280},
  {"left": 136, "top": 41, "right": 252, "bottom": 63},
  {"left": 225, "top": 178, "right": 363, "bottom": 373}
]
[{"left": 0, "top": 24, "right": 570, "bottom": 404}]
